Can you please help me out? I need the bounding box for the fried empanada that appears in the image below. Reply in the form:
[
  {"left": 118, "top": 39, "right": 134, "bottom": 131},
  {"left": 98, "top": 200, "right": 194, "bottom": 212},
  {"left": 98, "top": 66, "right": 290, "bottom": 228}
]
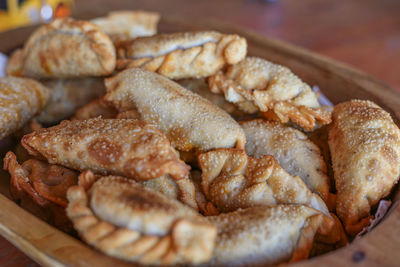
[
  {"left": 6, "top": 18, "right": 116, "bottom": 78},
  {"left": 240, "top": 119, "right": 331, "bottom": 205},
  {"left": 37, "top": 78, "right": 106, "bottom": 124},
  {"left": 0, "top": 77, "right": 50, "bottom": 139},
  {"left": 21, "top": 118, "right": 190, "bottom": 181},
  {"left": 73, "top": 97, "right": 119, "bottom": 120},
  {"left": 177, "top": 78, "right": 252, "bottom": 121},
  {"left": 3, "top": 151, "right": 77, "bottom": 232},
  {"left": 116, "top": 31, "right": 247, "bottom": 79},
  {"left": 92, "top": 10, "right": 160, "bottom": 43},
  {"left": 329, "top": 100, "right": 400, "bottom": 235},
  {"left": 208, "top": 57, "right": 331, "bottom": 131},
  {"left": 198, "top": 148, "right": 329, "bottom": 215},
  {"left": 67, "top": 175, "right": 216, "bottom": 265},
  {"left": 207, "top": 205, "right": 333, "bottom": 266},
  {"left": 104, "top": 68, "right": 245, "bottom": 159}
]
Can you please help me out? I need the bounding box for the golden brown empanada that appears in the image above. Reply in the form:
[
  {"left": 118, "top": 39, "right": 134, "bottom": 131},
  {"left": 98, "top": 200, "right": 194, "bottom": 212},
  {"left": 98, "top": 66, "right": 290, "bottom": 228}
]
[
  {"left": 207, "top": 205, "right": 333, "bottom": 266},
  {"left": 0, "top": 77, "right": 50, "bottom": 139},
  {"left": 329, "top": 100, "right": 400, "bottom": 235},
  {"left": 21, "top": 118, "right": 190, "bottom": 181},
  {"left": 3, "top": 151, "right": 77, "bottom": 232},
  {"left": 92, "top": 10, "right": 160, "bottom": 43},
  {"left": 37, "top": 78, "right": 106, "bottom": 124},
  {"left": 73, "top": 97, "right": 119, "bottom": 120},
  {"left": 208, "top": 57, "right": 331, "bottom": 131},
  {"left": 240, "top": 119, "right": 331, "bottom": 205},
  {"left": 198, "top": 148, "right": 329, "bottom": 215},
  {"left": 104, "top": 68, "right": 246, "bottom": 159},
  {"left": 177, "top": 78, "right": 252, "bottom": 121},
  {"left": 116, "top": 31, "right": 247, "bottom": 79},
  {"left": 6, "top": 18, "right": 116, "bottom": 78},
  {"left": 67, "top": 175, "right": 216, "bottom": 265}
]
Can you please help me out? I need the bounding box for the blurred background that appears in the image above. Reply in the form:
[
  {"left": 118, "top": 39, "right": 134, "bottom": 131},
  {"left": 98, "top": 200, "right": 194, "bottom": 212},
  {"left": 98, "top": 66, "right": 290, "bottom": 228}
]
[
  {"left": 0, "top": 0, "right": 400, "bottom": 265},
  {"left": 1, "top": 0, "right": 399, "bottom": 93}
]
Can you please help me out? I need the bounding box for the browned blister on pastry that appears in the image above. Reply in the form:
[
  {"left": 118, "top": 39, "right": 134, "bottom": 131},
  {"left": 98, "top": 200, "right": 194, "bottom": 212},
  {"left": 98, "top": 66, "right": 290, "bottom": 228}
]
[
  {"left": 241, "top": 119, "right": 332, "bottom": 206},
  {"left": 207, "top": 205, "right": 333, "bottom": 266},
  {"left": 208, "top": 57, "right": 331, "bottom": 131},
  {"left": 117, "top": 31, "right": 247, "bottom": 79},
  {"left": 198, "top": 148, "right": 330, "bottom": 216},
  {"left": 37, "top": 78, "right": 106, "bottom": 124},
  {"left": 21, "top": 118, "right": 190, "bottom": 181},
  {"left": 329, "top": 100, "right": 400, "bottom": 235},
  {"left": 6, "top": 18, "right": 116, "bottom": 78},
  {"left": 0, "top": 77, "right": 50, "bottom": 139},
  {"left": 66, "top": 175, "right": 216, "bottom": 265},
  {"left": 105, "top": 68, "right": 245, "bottom": 160},
  {"left": 3, "top": 151, "right": 78, "bottom": 232},
  {"left": 92, "top": 10, "right": 160, "bottom": 43}
]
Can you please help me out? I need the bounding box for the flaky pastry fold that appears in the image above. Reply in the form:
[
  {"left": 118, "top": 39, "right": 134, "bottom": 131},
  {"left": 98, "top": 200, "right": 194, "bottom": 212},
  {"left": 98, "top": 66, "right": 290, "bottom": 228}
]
[
  {"left": 207, "top": 205, "right": 333, "bottom": 266},
  {"left": 208, "top": 57, "right": 331, "bottom": 130},
  {"left": 329, "top": 100, "right": 400, "bottom": 235},
  {"left": 6, "top": 18, "right": 116, "bottom": 78},
  {"left": 92, "top": 10, "right": 160, "bottom": 43},
  {"left": 67, "top": 175, "right": 216, "bottom": 265},
  {"left": 0, "top": 77, "right": 50, "bottom": 139},
  {"left": 198, "top": 148, "right": 329, "bottom": 216},
  {"left": 104, "top": 68, "right": 245, "bottom": 159},
  {"left": 3, "top": 151, "right": 77, "bottom": 232},
  {"left": 21, "top": 118, "right": 190, "bottom": 181},
  {"left": 116, "top": 31, "right": 247, "bottom": 79},
  {"left": 241, "top": 119, "right": 332, "bottom": 205}
]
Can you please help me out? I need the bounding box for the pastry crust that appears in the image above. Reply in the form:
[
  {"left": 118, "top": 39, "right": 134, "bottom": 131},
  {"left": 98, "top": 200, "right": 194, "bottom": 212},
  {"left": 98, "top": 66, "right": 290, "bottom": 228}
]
[
  {"left": 240, "top": 119, "right": 331, "bottom": 205},
  {"left": 207, "top": 205, "right": 332, "bottom": 266},
  {"left": 329, "top": 100, "right": 400, "bottom": 235},
  {"left": 0, "top": 77, "right": 50, "bottom": 139},
  {"left": 21, "top": 118, "right": 190, "bottom": 181},
  {"left": 3, "top": 151, "right": 77, "bottom": 232},
  {"left": 198, "top": 148, "right": 330, "bottom": 216},
  {"left": 104, "top": 68, "right": 246, "bottom": 156},
  {"left": 208, "top": 57, "right": 331, "bottom": 130},
  {"left": 6, "top": 18, "right": 116, "bottom": 78},
  {"left": 178, "top": 78, "right": 252, "bottom": 121},
  {"left": 73, "top": 97, "right": 119, "bottom": 120},
  {"left": 92, "top": 10, "right": 160, "bottom": 43},
  {"left": 116, "top": 31, "right": 247, "bottom": 79},
  {"left": 66, "top": 175, "right": 216, "bottom": 265},
  {"left": 37, "top": 78, "right": 106, "bottom": 124}
]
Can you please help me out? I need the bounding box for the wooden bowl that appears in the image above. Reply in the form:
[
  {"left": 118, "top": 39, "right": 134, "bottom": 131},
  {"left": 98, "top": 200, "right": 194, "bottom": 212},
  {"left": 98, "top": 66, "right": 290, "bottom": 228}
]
[{"left": 0, "top": 15, "right": 399, "bottom": 267}]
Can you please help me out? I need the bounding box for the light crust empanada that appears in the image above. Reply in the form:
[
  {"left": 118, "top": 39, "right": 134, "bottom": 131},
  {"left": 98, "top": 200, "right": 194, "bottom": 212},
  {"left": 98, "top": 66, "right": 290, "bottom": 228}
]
[
  {"left": 208, "top": 57, "right": 331, "bottom": 130},
  {"left": 92, "top": 10, "right": 160, "bottom": 43},
  {"left": 0, "top": 77, "right": 50, "bottom": 139},
  {"left": 66, "top": 175, "right": 216, "bottom": 265},
  {"left": 116, "top": 31, "right": 247, "bottom": 79},
  {"left": 37, "top": 78, "right": 106, "bottom": 124},
  {"left": 6, "top": 18, "right": 116, "bottom": 78},
  {"left": 104, "top": 68, "right": 246, "bottom": 157},
  {"left": 207, "top": 205, "right": 332, "bottom": 266},
  {"left": 21, "top": 118, "right": 190, "bottom": 181},
  {"left": 198, "top": 148, "right": 329, "bottom": 216},
  {"left": 329, "top": 100, "right": 400, "bottom": 235},
  {"left": 3, "top": 151, "right": 77, "bottom": 232},
  {"left": 240, "top": 119, "right": 331, "bottom": 204},
  {"left": 177, "top": 78, "right": 252, "bottom": 121}
]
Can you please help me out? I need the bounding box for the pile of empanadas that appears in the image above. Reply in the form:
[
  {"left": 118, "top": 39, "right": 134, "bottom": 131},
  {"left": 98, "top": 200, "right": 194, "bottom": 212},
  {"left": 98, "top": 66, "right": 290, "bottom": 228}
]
[{"left": 1, "top": 10, "right": 399, "bottom": 266}]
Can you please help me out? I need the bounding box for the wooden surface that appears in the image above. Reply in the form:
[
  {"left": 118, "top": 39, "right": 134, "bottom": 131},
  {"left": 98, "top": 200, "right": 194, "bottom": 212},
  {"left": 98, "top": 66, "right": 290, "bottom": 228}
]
[{"left": 0, "top": 0, "right": 400, "bottom": 266}]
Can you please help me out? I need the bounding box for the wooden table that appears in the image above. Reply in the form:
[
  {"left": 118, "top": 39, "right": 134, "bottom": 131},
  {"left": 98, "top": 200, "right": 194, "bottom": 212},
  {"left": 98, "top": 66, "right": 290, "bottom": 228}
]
[{"left": 1, "top": 0, "right": 400, "bottom": 266}]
